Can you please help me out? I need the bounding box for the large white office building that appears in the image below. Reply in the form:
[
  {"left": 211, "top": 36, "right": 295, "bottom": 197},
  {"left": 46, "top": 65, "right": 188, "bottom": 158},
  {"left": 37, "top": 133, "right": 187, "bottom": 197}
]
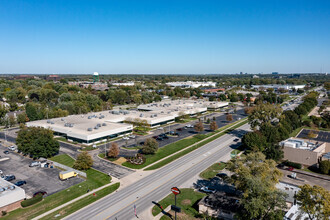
[{"left": 27, "top": 99, "right": 228, "bottom": 144}]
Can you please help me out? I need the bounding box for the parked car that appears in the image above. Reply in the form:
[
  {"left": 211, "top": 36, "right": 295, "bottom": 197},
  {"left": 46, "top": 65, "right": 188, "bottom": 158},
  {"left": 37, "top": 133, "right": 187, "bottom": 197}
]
[
  {"left": 3, "top": 151, "right": 9, "bottom": 154},
  {"left": 156, "top": 137, "right": 163, "bottom": 141},
  {"left": 176, "top": 128, "right": 183, "bottom": 131},
  {"left": 4, "top": 175, "right": 16, "bottom": 181},
  {"left": 29, "top": 161, "right": 41, "bottom": 167},
  {"left": 162, "top": 135, "right": 169, "bottom": 139},
  {"left": 122, "top": 136, "right": 129, "bottom": 140},
  {"left": 8, "top": 145, "right": 16, "bottom": 151},
  {"left": 0, "top": 170, "right": 3, "bottom": 175},
  {"left": 277, "top": 163, "right": 285, "bottom": 169},
  {"left": 200, "top": 186, "right": 216, "bottom": 193},
  {"left": 233, "top": 138, "right": 240, "bottom": 142},
  {"left": 287, "top": 167, "right": 294, "bottom": 171},
  {"left": 33, "top": 191, "right": 47, "bottom": 197},
  {"left": 152, "top": 136, "right": 158, "bottom": 139},
  {"left": 129, "top": 135, "right": 136, "bottom": 139},
  {"left": 14, "top": 180, "right": 27, "bottom": 186},
  {"left": 139, "top": 141, "right": 145, "bottom": 145}
]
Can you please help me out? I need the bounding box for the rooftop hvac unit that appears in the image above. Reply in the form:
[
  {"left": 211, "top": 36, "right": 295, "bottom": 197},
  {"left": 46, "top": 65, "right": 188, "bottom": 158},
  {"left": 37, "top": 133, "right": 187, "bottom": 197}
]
[
  {"left": 97, "top": 123, "right": 101, "bottom": 127},
  {"left": 64, "top": 123, "right": 69, "bottom": 127},
  {"left": 47, "top": 120, "right": 51, "bottom": 123},
  {"left": 94, "top": 126, "right": 99, "bottom": 130},
  {"left": 69, "top": 124, "right": 73, "bottom": 127},
  {"left": 61, "top": 118, "right": 64, "bottom": 121},
  {"left": 140, "top": 113, "right": 143, "bottom": 117},
  {"left": 150, "top": 115, "right": 153, "bottom": 118},
  {"left": 88, "top": 116, "right": 92, "bottom": 119},
  {"left": 9, "top": 186, "right": 15, "bottom": 190},
  {"left": 87, "top": 128, "right": 92, "bottom": 131},
  {"left": 51, "top": 122, "right": 55, "bottom": 124},
  {"left": 102, "top": 123, "right": 106, "bottom": 126}
]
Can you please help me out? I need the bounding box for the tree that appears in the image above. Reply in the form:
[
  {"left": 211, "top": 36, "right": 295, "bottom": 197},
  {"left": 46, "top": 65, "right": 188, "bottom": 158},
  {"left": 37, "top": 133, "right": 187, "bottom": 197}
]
[
  {"left": 248, "top": 103, "right": 282, "bottom": 130},
  {"left": 210, "top": 121, "right": 218, "bottom": 131},
  {"left": 194, "top": 121, "right": 204, "bottom": 133},
  {"left": 141, "top": 138, "right": 159, "bottom": 155},
  {"left": 206, "top": 118, "right": 210, "bottom": 124},
  {"left": 0, "top": 104, "right": 8, "bottom": 125},
  {"left": 227, "top": 152, "right": 286, "bottom": 219},
  {"left": 17, "top": 112, "right": 29, "bottom": 124},
  {"left": 108, "top": 142, "right": 119, "bottom": 158},
  {"left": 242, "top": 131, "right": 268, "bottom": 152},
  {"left": 73, "top": 152, "right": 93, "bottom": 170},
  {"left": 296, "top": 184, "right": 330, "bottom": 220},
  {"left": 244, "top": 107, "right": 254, "bottom": 115},
  {"left": 8, "top": 115, "right": 16, "bottom": 127},
  {"left": 226, "top": 113, "right": 233, "bottom": 122},
  {"left": 319, "top": 160, "right": 330, "bottom": 175},
  {"left": 16, "top": 126, "right": 59, "bottom": 158}
]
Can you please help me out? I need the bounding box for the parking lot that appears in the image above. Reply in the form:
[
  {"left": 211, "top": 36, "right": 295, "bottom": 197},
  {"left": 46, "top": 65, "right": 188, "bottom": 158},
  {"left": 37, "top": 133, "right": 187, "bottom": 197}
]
[
  {"left": 0, "top": 145, "right": 83, "bottom": 198},
  {"left": 114, "top": 108, "right": 247, "bottom": 149}
]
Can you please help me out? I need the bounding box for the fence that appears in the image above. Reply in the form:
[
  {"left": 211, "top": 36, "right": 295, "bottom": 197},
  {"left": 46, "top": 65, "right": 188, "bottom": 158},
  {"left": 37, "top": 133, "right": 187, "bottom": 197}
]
[{"left": 49, "top": 160, "right": 87, "bottom": 178}]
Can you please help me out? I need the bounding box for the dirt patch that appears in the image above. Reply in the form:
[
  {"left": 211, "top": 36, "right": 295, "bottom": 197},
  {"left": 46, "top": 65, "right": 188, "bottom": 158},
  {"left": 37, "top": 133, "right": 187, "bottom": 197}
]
[
  {"left": 113, "top": 157, "right": 126, "bottom": 165},
  {"left": 181, "top": 199, "right": 191, "bottom": 205}
]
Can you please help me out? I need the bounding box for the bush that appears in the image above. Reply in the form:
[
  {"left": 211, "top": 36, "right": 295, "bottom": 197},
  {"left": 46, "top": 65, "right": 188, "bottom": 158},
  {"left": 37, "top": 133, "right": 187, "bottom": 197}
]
[
  {"left": 319, "top": 160, "right": 330, "bottom": 175},
  {"left": 73, "top": 152, "right": 93, "bottom": 170},
  {"left": 2, "top": 211, "right": 7, "bottom": 216},
  {"left": 21, "top": 194, "right": 43, "bottom": 207},
  {"left": 283, "top": 160, "right": 302, "bottom": 169},
  {"left": 141, "top": 138, "right": 159, "bottom": 155}
]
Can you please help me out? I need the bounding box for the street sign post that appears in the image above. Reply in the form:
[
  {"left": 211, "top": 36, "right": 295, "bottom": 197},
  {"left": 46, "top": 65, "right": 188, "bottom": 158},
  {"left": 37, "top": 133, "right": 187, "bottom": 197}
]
[{"left": 171, "top": 187, "right": 181, "bottom": 220}]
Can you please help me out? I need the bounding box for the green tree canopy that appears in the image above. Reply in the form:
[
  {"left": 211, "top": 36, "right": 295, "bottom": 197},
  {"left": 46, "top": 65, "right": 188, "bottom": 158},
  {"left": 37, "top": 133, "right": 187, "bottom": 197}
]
[
  {"left": 73, "top": 152, "right": 93, "bottom": 170},
  {"left": 16, "top": 126, "right": 59, "bottom": 158}
]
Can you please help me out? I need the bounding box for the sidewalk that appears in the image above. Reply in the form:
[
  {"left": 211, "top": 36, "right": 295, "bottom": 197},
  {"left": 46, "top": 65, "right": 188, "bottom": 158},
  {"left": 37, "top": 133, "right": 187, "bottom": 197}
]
[{"left": 33, "top": 177, "right": 120, "bottom": 220}]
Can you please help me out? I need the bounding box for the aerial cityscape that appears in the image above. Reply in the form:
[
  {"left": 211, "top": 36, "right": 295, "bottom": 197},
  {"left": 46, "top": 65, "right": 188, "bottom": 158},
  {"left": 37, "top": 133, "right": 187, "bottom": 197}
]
[{"left": 0, "top": 1, "right": 329, "bottom": 220}]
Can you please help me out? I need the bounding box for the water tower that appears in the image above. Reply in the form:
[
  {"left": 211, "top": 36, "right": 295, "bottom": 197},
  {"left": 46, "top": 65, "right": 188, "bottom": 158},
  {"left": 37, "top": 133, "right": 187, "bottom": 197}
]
[{"left": 93, "top": 72, "right": 99, "bottom": 82}]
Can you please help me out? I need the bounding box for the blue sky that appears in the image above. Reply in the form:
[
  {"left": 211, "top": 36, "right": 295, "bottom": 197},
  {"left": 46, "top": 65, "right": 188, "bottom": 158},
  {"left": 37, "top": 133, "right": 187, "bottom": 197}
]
[{"left": 1, "top": 0, "right": 329, "bottom": 74}]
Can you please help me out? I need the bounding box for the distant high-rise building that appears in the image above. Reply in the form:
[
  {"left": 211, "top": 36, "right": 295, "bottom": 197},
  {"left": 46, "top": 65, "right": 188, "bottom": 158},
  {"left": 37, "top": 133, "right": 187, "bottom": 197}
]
[
  {"left": 272, "top": 72, "right": 279, "bottom": 75},
  {"left": 240, "top": 72, "right": 243, "bottom": 75}
]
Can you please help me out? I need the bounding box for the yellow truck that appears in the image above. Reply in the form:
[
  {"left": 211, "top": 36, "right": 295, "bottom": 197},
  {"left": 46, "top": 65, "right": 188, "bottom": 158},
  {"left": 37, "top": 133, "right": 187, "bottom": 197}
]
[{"left": 59, "top": 170, "right": 78, "bottom": 180}]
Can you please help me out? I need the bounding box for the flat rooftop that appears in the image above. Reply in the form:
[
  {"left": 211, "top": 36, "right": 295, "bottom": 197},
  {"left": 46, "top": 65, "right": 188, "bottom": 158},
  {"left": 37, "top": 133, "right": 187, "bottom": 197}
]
[{"left": 0, "top": 179, "right": 25, "bottom": 208}]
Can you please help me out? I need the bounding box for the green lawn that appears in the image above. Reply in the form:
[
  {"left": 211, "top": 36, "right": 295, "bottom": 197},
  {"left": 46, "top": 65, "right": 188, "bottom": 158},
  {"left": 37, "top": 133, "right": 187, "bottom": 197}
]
[
  {"left": 123, "top": 118, "right": 247, "bottom": 170},
  {"left": 231, "top": 149, "right": 241, "bottom": 155},
  {"left": 50, "top": 154, "right": 75, "bottom": 167},
  {"left": 152, "top": 188, "right": 206, "bottom": 218},
  {"left": 3, "top": 156, "right": 111, "bottom": 220},
  {"left": 200, "top": 162, "right": 226, "bottom": 180},
  {"left": 40, "top": 183, "right": 120, "bottom": 220},
  {"left": 145, "top": 119, "right": 247, "bottom": 170}
]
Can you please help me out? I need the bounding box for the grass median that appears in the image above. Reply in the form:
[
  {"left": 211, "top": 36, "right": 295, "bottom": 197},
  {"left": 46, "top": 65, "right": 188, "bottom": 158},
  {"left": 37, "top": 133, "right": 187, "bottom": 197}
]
[
  {"left": 145, "top": 119, "right": 247, "bottom": 170},
  {"left": 3, "top": 155, "right": 111, "bottom": 220},
  {"left": 40, "top": 182, "right": 120, "bottom": 220},
  {"left": 200, "top": 162, "right": 226, "bottom": 180},
  {"left": 122, "top": 118, "right": 247, "bottom": 170},
  {"left": 152, "top": 188, "right": 206, "bottom": 218}
]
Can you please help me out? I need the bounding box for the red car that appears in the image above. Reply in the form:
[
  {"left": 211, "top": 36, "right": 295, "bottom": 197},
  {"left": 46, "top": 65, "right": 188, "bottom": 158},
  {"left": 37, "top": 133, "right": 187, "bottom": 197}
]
[{"left": 287, "top": 167, "right": 294, "bottom": 171}]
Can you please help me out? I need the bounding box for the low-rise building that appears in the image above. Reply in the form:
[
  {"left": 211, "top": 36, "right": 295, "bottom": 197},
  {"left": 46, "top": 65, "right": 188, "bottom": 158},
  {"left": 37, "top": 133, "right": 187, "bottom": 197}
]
[
  {"left": 198, "top": 192, "right": 241, "bottom": 219},
  {"left": 252, "top": 84, "right": 305, "bottom": 91},
  {"left": 0, "top": 179, "right": 26, "bottom": 212},
  {"left": 111, "top": 82, "right": 135, "bottom": 86},
  {"left": 280, "top": 138, "right": 329, "bottom": 166},
  {"left": 166, "top": 81, "right": 216, "bottom": 88}
]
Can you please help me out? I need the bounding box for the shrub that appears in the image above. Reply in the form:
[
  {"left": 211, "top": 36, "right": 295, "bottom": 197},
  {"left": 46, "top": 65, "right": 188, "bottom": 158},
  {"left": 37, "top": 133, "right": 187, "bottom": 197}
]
[
  {"left": 319, "top": 160, "right": 330, "bottom": 175},
  {"left": 2, "top": 211, "right": 7, "bottom": 216},
  {"left": 141, "top": 138, "right": 159, "bottom": 155},
  {"left": 21, "top": 194, "right": 43, "bottom": 207},
  {"left": 283, "top": 160, "right": 302, "bottom": 169}
]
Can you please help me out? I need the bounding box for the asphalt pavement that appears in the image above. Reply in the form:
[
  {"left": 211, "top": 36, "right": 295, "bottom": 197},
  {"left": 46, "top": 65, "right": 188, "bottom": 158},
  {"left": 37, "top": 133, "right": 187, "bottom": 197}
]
[{"left": 64, "top": 123, "right": 250, "bottom": 220}]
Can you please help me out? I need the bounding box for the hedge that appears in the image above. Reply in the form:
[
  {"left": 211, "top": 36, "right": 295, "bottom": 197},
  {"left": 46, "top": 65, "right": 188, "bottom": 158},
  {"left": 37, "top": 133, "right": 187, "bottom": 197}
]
[
  {"left": 284, "top": 160, "right": 302, "bottom": 169},
  {"left": 21, "top": 194, "right": 43, "bottom": 207}
]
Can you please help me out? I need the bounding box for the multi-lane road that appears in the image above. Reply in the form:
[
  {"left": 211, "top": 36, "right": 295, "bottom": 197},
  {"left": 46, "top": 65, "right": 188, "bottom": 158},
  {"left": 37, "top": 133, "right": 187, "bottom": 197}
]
[{"left": 65, "top": 123, "right": 250, "bottom": 220}]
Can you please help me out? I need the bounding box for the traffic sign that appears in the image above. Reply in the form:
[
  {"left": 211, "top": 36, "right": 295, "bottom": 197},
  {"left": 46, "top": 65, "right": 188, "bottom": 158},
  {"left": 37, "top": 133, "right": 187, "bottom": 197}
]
[{"left": 171, "top": 187, "right": 181, "bottom": 195}]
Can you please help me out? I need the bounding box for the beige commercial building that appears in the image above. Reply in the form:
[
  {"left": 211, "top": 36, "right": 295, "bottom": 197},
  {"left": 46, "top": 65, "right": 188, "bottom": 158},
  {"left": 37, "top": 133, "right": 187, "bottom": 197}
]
[{"left": 280, "top": 138, "right": 330, "bottom": 166}]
